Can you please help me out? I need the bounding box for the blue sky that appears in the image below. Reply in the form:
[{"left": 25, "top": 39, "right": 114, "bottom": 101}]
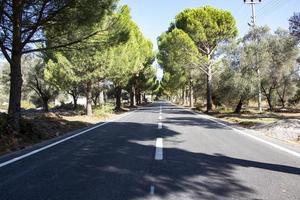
[
  {"left": 1, "top": 0, "right": 299, "bottom": 73},
  {"left": 120, "top": 0, "right": 300, "bottom": 50},
  {"left": 119, "top": 0, "right": 300, "bottom": 79}
]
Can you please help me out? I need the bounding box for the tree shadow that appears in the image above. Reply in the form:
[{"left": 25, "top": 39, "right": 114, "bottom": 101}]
[
  {"left": 209, "top": 112, "right": 300, "bottom": 120},
  {"left": 164, "top": 116, "right": 231, "bottom": 130},
  {"left": 0, "top": 121, "right": 300, "bottom": 200}
]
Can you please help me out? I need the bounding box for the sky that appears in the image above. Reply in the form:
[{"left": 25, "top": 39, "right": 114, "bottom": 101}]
[
  {"left": 119, "top": 0, "right": 300, "bottom": 79},
  {"left": 120, "top": 0, "right": 300, "bottom": 49},
  {"left": 1, "top": 0, "right": 299, "bottom": 74}
]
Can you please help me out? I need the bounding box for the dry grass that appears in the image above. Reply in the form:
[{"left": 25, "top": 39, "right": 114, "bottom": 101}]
[
  {"left": 204, "top": 107, "right": 300, "bottom": 128},
  {"left": 0, "top": 107, "right": 129, "bottom": 156}
]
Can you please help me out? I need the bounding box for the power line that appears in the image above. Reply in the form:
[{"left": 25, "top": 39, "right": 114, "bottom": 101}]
[
  {"left": 256, "top": 0, "right": 279, "bottom": 15},
  {"left": 257, "top": 0, "right": 291, "bottom": 18}
]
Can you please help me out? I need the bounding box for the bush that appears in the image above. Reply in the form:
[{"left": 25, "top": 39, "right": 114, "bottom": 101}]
[
  {"left": 21, "top": 100, "right": 36, "bottom": 109},
  {"left": 93, "top": 103, "right": 114, "bottom": 118},
  {"left": 54, "top": 102, "right": 85, "bottom": 111}
]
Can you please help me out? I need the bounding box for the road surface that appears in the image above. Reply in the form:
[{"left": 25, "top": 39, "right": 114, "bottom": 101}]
[{"left": 0, "top": 101, "right": 300, "bottom": 200}]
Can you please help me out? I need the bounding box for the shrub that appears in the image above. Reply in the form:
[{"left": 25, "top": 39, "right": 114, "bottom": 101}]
[
  {"left": 93, "top": 103, "right": 114, "bottom": 118},
  {"left": 21, "top": 100, "right": 36, "bottom": 109}
]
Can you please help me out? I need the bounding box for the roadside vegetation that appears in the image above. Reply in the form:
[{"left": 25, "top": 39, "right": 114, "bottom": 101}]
[
  {"left": 1, "top": 2, "right": 300, "bottom": 154},
  {"left": 157, "top": 6, "right": 300, "bottom": 143},
  {"left": 0, "top": 1, "right": 159, "bottom": 154}
]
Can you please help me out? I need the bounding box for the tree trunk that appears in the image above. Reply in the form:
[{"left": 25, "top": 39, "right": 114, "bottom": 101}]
[
  {"left": 266, "top": 96, "right": 273, "bottom": 111},
  {"left": 72, "top": 95, "right": 78, "bottom": 110},
  {"left": 8, "top": 54, "right": 23, "bottom": 133},
  {"left": 183, "top": 88, "right": 187, "bottom": 105},
  {"left": 42, "top": 98, "right": 49, "bottom": 112},
  {"left": 69, "top": 88, "right": 78, "bottom": 110},
  {"left": 189, "top": 82, "right": 194, "bottom": 108},
  {"left": 7, "top": 2, "right": 23, "bottom": 133},
  {"left": 99, "top": 90, "right": 104, "bottom": 105},
  {"left": 140, "top": 93, "right": 142, "bottom": 105},
  {"left": 234, "top": 98, "right": 243, "bottom": 114},
  {"left": 206, "top": 67, "right": 213, "bottom": 112},
  {"left": 130, "top": 85, "right": 136, "bottom": 107},
  {"left": 262, "top": 86, "right": 273, "bottom": 111},
  {"left": 277, "top": 91, "right": 285, "bottom": 108},
  {"left": 115, "top": 86, "right": 122, "bottom": 110},
  {"left": 276, "top": 86, "right": 286, "bottom": 108},
  {"left": 92, "top": 96, "right": 98, "bottom": 106},
  {"left": 86, "top": 81, "right": 92, "bottom": 116},
  {"left": 181, "top": 88, "right": 185, "bottom": 105},
  {"left": 135, "top": 89, "right": 141, "bottom": 105},
  {"left": 257, "top": 68, "right": 262, "bottom": 112}
]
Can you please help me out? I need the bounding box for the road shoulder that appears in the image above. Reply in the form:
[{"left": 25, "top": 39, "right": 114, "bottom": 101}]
[{"left": 169, "top": 102, "right": 300, "bottom": 158}]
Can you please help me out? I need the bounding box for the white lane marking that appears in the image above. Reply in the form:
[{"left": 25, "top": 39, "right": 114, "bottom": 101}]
[
  {"left": 169, "top": 101, "right": 300, "bottom": 159},
  {"left": 158, "top": 122, "right": 162, "bottom": 129},
  {"left": 150, "top": 185, "right": 155, "bottom": 195},
  {"left": 155, "top": 138, "right": 163, "bottom": 160},
  {"left": 158, "top": 115, "right": 162, "bottom": 120},
  {"left": 203, "top": 115, "right": 300, "bottom": 158},
  {"left": 0, "top": 110, "right": 137, "bottom": 168}
]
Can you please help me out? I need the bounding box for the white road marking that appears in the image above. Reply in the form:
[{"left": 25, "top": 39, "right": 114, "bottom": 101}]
[
  {"left": 204, "top": 116, "right": 300, "bottom": 158},
  {"left": 169, "top": 101, "right": 300, "bottom": 159},
  {"left": 158, "top": 115, "right": 162, "bottom": 120},
  {"left": 0, "top": 110, "right": 137, "bottom": 168},
  {"left": 158, "top": 122, "right": 163, "bottom": 129},
  {"left": 150, "top": 185, "right": 155, "bottom": 195},
  {"left": 155, "top": 138, "right": 163, "bottom": 160}
]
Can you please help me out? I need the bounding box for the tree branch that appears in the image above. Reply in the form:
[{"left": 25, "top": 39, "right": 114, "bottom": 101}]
[
  {"left": 21, "top": 1, "right": 48, "bottom": 48},
  {"left": 22, "top": 30, "right": 104, "bottom": 54},
  {"left": 0, "top": 41, "right": 12, "bottom": 64}
]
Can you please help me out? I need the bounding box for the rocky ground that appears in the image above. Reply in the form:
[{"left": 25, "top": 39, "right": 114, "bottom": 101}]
[
  {"left": 254, "top": 119, "right": 300, "bottom": 142},
  {"left": 208, "top": 110, "right": 300, "bottom": 144}
]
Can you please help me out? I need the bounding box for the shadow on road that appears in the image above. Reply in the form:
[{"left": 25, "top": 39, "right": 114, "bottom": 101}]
[{"left": 1, "top": 116, "right": 300, "bottom": 199}]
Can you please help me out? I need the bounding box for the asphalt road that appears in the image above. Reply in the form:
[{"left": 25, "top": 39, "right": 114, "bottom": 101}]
[{"left": 0, "top": 101, "right": 300, "bottom": 200}]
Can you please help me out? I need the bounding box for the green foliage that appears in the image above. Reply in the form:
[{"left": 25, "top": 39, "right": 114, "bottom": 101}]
[
  {"left": 105, "top": 18, "right": 154, "bottom": 88},
  {"left": 26, "top": 59, "right": 59, "bottom": 111},
  {"left": 261, "top": 28, "right": 299, "bottom": 108},
  {"left": 93, "top": 104, "right": 114, "bottom": 118},
  {"left": 218, "top": 38, "right": 258, "bottom": 102},
  {"left": 216, "top": 26, "right": 300, "bottom": 111},
  {"left": 21, "top": 101, "right": 36, "bottom": 110},
  {"left": 158, "top": 28, "right": 198, "bottom": 95},
  {"left": 45, "top": 53, "right": 77, "bottom": 92},
  {"left": 175, "top": 6, "right": 238, "bottom": 55},
  {"left": 158, "top": 6, "right": 238, "bottom": 109}
]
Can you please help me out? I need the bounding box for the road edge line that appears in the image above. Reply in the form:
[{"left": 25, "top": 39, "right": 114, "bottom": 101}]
[
  {"left": 0, "top": 109, "right": 138, "bottom": 168},
  {"left": 169, "top": 101, "right": 300, "bottom": 159}
]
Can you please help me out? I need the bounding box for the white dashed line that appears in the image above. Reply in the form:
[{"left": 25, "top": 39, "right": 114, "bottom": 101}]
[
  {"left": 158, "top": 115, "right": 162, "bottom": 120},
  {"left": 158, "top": 122, "right": 162, "bottom": 129},
  {"left": 150, "top": 185, "right": 155, "bottom": 195},
  {"left": 155, "top": 138, "right": 163, "bottom": 160}
]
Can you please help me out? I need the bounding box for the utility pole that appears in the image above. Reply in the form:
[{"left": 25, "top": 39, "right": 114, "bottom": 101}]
[{"left": 244, "top": 0, "right": 262, "bottom": 112}]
